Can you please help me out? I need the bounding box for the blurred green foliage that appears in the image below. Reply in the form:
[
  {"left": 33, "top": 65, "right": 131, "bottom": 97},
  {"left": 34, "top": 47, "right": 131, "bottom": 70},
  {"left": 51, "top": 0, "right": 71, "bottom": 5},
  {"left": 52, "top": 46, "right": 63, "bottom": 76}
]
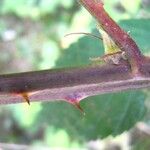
[
  {"left": 1, "top": 0, "right": 73, "bottom": 19},
  {"left": 0, "top": 0, "right": 150, "bottom": 148}
]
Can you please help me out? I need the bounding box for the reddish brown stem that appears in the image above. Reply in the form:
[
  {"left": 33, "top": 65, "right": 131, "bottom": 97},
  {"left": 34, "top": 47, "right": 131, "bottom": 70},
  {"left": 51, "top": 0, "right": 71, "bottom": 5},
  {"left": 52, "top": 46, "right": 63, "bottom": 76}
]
[
  {"left": 79, "top": 0, "right": 143, "bottom": 74},
  {"left": 0, "top": 0, "right": 149, "bottom": 106},
  {"left": 0, "top": 62, "right": 150, "bottom": 105}
]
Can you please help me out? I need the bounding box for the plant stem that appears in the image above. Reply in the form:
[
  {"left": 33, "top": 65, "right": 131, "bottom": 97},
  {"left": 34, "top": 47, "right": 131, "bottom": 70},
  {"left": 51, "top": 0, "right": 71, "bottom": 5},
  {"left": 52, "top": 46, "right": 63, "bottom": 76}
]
[
  {"left": 79, "top": 0, "right": 144, "bottom": 74},
  {"left": 0, "top": 0, "right": 149, "bottom": 105},
  {"left": 0, "top": 62, "right": 150, "bottom": 105}
]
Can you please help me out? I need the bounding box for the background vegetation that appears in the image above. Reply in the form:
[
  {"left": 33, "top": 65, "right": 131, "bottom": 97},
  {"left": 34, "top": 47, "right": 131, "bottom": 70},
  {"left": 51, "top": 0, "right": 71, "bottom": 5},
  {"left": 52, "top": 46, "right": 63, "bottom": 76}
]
[{"left": 0, "top": 0, "right": 150, "bottom": 149}]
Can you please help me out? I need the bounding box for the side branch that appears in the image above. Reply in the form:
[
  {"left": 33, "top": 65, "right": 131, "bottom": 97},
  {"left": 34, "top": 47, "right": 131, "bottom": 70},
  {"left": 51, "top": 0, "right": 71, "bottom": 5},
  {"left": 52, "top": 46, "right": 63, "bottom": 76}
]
[{"left": 79, "top": 0, "right": 144, "bottom": 74}]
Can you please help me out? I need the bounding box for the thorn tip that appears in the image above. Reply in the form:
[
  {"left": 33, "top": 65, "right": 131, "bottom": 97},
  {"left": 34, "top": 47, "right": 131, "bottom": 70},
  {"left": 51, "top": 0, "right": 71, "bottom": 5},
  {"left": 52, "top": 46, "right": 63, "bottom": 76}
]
[
  {"left": 21, "top": 93, "right": 30, "bottom": 105},
  {"left": 73, "top": 102, "right": 85, "bottom": 115}
]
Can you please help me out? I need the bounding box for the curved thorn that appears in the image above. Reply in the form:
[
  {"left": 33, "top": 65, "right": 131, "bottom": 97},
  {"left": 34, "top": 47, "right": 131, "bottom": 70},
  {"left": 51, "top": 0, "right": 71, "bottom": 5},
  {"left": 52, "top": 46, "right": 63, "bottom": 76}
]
[
  {"left": 73, "top": 101, "right": 85, "bottom": 115},
  {"left": 21, "top": 93, "right": 30, "bottom": 105}
]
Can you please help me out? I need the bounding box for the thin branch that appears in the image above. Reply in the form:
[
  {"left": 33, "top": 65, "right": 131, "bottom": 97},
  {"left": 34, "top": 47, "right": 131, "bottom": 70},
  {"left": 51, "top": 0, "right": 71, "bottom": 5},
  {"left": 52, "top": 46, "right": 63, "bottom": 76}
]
[{"left": 79, "top": 0, "right": 144, "bottom": 74}]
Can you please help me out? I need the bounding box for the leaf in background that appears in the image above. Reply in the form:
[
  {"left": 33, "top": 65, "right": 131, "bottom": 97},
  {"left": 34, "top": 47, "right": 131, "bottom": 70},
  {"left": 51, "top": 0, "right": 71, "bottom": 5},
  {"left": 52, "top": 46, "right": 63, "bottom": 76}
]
[
  {"left": 33, "top": 19, "right": 149, "bottom": 140},
  {"left": 36, "top": 91, "right": 146, "bottom": 140},
  {"left": 121, "top": 0, "right": 141, "bottom": 15},
  {"left": 2, "top": 0, "right": 74, "bottom": 19},
  {"left": 57, "top": 19, "right": 150, "bottom": 69},
  {"left": 57, "top": 30, "right": 104, "bottom": 67}
]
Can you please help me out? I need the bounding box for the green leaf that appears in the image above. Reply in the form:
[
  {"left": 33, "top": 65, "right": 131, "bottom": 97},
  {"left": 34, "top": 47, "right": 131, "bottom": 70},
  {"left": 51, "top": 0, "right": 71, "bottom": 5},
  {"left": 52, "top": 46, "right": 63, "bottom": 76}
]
[
  {"left": 36, "top": 90, "right": 146, "bottom": 140},
  {"left": 56, "top": 19, "right": 150, "bottom": 69},
  {"left": 33, "top": 19, "right": 149, "bottom": 140},
  {"left": 56, "top": 29, "right": 104, "bottom": 67}
]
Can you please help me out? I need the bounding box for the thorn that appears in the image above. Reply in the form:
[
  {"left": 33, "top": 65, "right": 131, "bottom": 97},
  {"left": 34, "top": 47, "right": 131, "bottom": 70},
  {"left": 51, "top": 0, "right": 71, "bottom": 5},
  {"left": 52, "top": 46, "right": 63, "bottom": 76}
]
[
  {"left": 73, "top": 101, "right": 85, "bottom": 115},
  {"left": 64, "top": 93, "right": 86, "bottom": 115},
  {"left": 21, "top": 93, "right": 30, "bottom": 105}
]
